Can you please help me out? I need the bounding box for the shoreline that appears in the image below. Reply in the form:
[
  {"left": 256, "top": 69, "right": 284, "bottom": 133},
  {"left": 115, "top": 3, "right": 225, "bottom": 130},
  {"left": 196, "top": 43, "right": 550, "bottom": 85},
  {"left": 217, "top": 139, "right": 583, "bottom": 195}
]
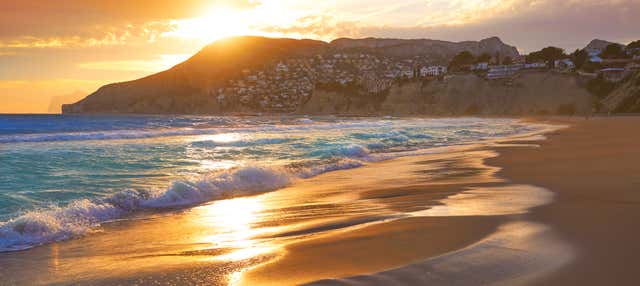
[
  {"left": 0, "top": 125, "right": 554, "bottom": 285},
  {"left": 5, "top": 117, "right": 627, "bottom": 285}
]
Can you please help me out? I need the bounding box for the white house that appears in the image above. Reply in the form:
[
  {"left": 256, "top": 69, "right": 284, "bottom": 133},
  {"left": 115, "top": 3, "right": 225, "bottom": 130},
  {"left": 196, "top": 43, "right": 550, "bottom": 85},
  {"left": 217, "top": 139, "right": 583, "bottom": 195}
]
[
  {"left": 525, "top": 62, "right": 547, "bottom": 69},
  {"left": 275, "top": 62, "right": 289, "bottom": 72},
  {"left": 422, "top": 65, "right": 447, "bottom": 77},
  {"left": 473, "top": 62, "right": 489, "bottom": 71},
  {"left": 600, "top": 68, "right": 626, "bottom": 82}
]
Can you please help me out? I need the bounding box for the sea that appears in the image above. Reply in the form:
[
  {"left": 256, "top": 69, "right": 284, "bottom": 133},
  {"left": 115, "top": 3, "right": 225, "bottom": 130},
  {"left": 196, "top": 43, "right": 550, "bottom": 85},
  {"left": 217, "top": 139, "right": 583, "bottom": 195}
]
[{"left": 0, "top": 114, "right": 544, "bottom": 252}]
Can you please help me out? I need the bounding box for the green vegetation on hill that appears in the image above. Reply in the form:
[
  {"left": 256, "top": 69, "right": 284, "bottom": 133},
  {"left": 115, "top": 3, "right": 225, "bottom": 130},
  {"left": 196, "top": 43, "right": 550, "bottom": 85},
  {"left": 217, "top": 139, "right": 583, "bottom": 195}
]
[
  {"left": 570, "top": 49, "right": 589, "bottom": 70},
  {"left": 526, "top": 46, "right": 565, "bottom": 67},
  {"left": 448, "top": 51, "right": 475, "bottom": 71},
  {"left": 600, "top": 44, "right": 628, "bottom": 59}
]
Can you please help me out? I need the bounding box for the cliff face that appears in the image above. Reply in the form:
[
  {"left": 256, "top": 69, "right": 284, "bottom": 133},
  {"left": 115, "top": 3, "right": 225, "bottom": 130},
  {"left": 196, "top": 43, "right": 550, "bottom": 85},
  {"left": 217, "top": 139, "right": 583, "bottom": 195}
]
[
  {"left": 602, "top": 72, "right": 640, "bottom": 112},
  {"left": 329, "top": 36, "right": 520, "bottom": 60},
  {"left": 584, "top": 39, "right": 624, "bottom": 54},
  {"left": 298, "top": 72, "right": 592, "bottom": 116}
]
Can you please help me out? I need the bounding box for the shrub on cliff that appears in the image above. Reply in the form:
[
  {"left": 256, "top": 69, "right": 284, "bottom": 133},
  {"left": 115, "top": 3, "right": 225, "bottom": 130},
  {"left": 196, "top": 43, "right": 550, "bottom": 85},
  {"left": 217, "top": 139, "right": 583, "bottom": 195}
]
[
  {"left": 526, "top": 46, "right": 565, "bottom": 68},
  {"left": 587, "top": 75, "right": 617, "bottom": 99},
  {"left": 600, "top": 44, "right": 628, "bottom": 59},
  {"left": 449, "top": 51, "right": 475, "bottom": 71},
  {"left": 556, "top": 103, "right": 577, "bottom": 116}
]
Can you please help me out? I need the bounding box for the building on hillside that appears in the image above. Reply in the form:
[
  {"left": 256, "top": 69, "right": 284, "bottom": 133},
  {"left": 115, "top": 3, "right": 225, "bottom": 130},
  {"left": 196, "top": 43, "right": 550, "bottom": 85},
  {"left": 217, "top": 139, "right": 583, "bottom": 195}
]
[
  {"left": 555, "top": 58, "right": 575, "bottom": 70},
  {"left": 600, "top": 68, "right": 626, "bottom": 82},
  {"left": 275, "top": 62, "right": 289, "bottom": 72},
  {"left": 602, "top": 58, "right": 633, "bottom": 66},
  {"left": 525, "top": 62, "right": 547, "bottom": 69},
  {"left": 421, "top": 65, "right": 448, "bottom": 77},
  {"left": 590, "top": 55, "right": 603, "bottom": 63},
  {"left": 472, "top": 62, "right": 489, "bottom": 71},
  {"left": 587, "top": 49, "right": 602, "bottom": 57},
  {"left": 401, "top": 67, "right": 415, "bottom": 78},
  {"left": 487, "top": 64, "right": 522, "bottom": 80}
]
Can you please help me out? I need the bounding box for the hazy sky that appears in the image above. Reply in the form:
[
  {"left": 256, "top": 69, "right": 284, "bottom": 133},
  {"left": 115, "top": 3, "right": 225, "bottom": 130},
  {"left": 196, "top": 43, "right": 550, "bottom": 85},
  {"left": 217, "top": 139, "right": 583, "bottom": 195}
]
[{"left": 1, "top": 0, "right": 639, "bottom": 113}]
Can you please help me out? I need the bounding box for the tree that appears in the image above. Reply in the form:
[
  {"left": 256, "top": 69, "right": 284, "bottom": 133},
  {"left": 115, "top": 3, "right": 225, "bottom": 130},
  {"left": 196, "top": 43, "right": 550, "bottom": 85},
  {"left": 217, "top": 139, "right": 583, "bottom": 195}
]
[
  {"left": 600, "top": 44, "right": 627, "bottom": 59},
  {"left": 503, "top": 56, "right": 513, "bottom": 65},
  {"left": 526, "top": 46, "right": 565, "bottom": 68},
  {"left": 570, "top": 49, "right": 589, "bottom": 69},
  {"left": 475, "top": 53, "right": 492, "bottom": 63},
  {"left": 627, "top": 40, "right": 640, "bottom": 50},
  {"left": 582, "top": 61, "right": 602, "bottom": 73},
  {"left": 449, "top": 51, "right": 475, "bottom": 71}
]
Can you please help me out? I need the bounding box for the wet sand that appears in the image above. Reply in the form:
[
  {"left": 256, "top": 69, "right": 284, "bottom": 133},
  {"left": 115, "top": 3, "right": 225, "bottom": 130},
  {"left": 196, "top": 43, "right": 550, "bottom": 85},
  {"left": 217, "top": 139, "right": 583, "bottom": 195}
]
[{"left": 489, "top": 116, "right": 640, "bottom": 285}]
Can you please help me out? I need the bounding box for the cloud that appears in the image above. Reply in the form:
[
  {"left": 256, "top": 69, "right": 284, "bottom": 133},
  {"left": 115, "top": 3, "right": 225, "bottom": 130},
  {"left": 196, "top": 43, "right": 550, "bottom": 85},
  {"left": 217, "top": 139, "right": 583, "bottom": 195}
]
[
  {"left": 255, "top": 0, "right": 640, "bottom": 52},
  {"left": 369, "top": 0, "right": 640, "bottom": 52},
  {"left": 258, "top": 15, "right": 361, "bottom": 41},
  {"left": 0, "top": 0, "right": 259, "bottom": 48},
  {"left": 77, "top": 54, "right": 191, "bottom": 72}
]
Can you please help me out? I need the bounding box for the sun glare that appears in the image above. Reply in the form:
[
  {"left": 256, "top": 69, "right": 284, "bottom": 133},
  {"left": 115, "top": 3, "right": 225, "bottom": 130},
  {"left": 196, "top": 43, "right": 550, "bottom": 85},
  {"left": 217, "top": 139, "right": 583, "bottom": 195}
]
[
  {"left": 166, "top": 7, "right": 253, "bottom": 42},
  {"left": 165, "top": 2, "right": 307, "bottom": 42}
]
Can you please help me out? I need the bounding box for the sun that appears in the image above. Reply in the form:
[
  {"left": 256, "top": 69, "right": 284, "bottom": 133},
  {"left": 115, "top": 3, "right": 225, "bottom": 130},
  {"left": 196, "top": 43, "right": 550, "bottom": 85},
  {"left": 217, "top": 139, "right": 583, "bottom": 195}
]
[
  {"left": 164, "top": 2, "right": 309, "bottom": 43},
  {"left": 166, "top": 7, "right": 253, "bottom": 43}
]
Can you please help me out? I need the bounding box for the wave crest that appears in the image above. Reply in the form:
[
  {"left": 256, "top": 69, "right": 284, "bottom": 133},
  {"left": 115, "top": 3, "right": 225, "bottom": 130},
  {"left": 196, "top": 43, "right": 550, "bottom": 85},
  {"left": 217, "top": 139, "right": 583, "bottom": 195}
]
[{"left": 0, "top": 166, "right": 292, "bottom": 252}]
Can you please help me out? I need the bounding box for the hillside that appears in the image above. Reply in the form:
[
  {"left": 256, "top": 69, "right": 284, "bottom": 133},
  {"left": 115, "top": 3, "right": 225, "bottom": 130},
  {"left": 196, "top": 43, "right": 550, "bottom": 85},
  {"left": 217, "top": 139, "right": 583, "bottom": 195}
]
[
  {"left": 62, "top": 36, "right": 521, "bottom": 115},
  {"left": 298, "top": 71, "right": 592, "bottom": 116},
  {"left": 63, "top": 37, "right": 328, "bottom": 114},
  {"left": 584, "top": 39, "right": 624, "bottom": 54},
  {"left": 601, "top": 72, "right": 640, "bottom": 112}
]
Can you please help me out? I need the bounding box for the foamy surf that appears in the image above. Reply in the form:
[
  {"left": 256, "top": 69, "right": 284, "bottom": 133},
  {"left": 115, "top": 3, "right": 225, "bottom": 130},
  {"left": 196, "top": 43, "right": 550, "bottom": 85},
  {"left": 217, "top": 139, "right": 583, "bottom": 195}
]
[{"left": 0, "top": 166, "right": 293, "bottom": 252}]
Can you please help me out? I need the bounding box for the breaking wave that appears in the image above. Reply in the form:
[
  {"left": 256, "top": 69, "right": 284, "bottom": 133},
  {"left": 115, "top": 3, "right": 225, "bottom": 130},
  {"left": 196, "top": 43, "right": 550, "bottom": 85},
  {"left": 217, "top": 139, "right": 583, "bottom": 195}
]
[{"left": 0, "top": 157, "right": 372, "bottom": 252}]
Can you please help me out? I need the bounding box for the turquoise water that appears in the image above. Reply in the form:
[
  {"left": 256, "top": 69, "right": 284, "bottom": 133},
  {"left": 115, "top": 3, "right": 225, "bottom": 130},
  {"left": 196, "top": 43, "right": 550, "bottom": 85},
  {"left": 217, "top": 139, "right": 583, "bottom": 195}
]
[{"left": 0, "top": 115, "right": 541, "bottom": 251}]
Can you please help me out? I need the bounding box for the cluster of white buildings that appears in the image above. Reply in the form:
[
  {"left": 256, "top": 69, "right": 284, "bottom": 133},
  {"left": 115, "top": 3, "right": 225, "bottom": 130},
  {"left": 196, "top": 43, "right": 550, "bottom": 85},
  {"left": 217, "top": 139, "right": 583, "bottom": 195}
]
[
  {"left": 421, "top": 66, "right": 448, "bottom": 77},
  {"left": 214, "top": 53, "right": 450, "bottom": 111}
]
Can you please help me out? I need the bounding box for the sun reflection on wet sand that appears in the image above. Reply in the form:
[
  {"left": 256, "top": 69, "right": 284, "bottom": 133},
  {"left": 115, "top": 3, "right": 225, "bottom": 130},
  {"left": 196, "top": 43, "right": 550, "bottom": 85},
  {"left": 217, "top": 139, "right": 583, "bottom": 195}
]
[{"left": 194, "top": 197, "right": 275, "bottom": 262}]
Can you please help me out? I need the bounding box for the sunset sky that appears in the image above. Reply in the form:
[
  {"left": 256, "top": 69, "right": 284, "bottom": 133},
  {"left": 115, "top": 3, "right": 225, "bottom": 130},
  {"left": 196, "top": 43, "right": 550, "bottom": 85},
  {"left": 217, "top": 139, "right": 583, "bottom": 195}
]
[{"left": 1, "top": 0, "right": 639, "bottom": 113}]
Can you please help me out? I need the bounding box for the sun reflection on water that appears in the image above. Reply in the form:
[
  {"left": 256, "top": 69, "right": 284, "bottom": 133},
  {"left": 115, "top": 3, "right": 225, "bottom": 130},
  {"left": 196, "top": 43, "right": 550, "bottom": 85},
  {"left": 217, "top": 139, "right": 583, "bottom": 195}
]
[{"left": 198, "top": 133, "right": 243, "bottom": 143}]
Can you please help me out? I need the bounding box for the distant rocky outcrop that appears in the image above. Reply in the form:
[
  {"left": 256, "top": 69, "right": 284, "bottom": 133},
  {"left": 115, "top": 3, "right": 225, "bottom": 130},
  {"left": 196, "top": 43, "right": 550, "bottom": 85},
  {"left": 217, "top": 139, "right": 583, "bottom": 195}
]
[
  {"left": 584, "top": 39, "right": 625, "bottom": 54},
  {"left": 48, "top": 90, "right": 87, "bottom": 113},
  {"left": 330, "top": 36, "right": 519, "bottom": 60}
]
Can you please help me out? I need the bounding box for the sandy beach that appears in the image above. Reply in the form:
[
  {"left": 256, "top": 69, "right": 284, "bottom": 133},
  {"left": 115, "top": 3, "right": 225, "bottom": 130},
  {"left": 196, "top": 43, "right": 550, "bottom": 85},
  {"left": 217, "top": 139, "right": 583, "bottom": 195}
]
[
  {"left": 1, "top": 117, "right": 638, "bottom": 285},
  {"left": 490, "top": 116, "right": 640, "bottom": 285}
]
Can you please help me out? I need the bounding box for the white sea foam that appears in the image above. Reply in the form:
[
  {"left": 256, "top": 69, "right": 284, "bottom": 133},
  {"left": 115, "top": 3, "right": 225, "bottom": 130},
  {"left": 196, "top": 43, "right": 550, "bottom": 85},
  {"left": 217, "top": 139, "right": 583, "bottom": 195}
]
[{"left": 0, "top": 166, "right": 293, "bottom": 252}]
